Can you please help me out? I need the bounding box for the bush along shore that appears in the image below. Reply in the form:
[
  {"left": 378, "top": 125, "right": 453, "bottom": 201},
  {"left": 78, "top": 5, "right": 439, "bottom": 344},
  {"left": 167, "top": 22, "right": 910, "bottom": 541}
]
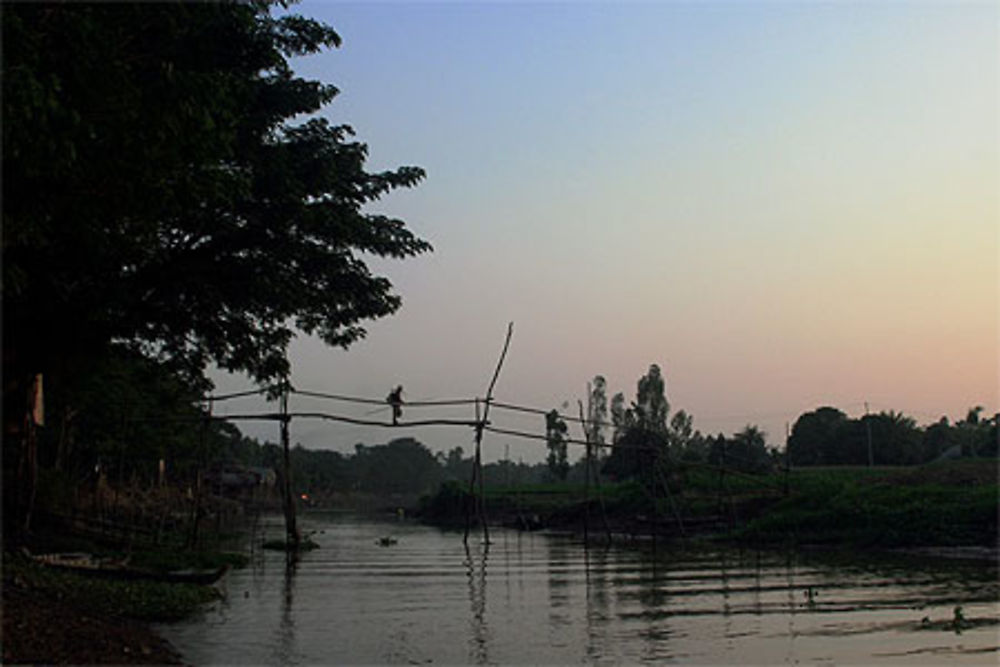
[
  {"left": 417, "top": 459, "right": 999, "bottom": 556},
  {"left": 2, "top": 523, "right": 248, "bottom": 665}
]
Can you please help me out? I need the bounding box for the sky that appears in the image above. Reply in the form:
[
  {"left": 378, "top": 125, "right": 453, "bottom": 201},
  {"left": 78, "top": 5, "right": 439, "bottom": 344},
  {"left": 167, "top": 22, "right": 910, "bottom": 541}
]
[{"left": 212, "top": 0, "right": 998, "bottom": 464}]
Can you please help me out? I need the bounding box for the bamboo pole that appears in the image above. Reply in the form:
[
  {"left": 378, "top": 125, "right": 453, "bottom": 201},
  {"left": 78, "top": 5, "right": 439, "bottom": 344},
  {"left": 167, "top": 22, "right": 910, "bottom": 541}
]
[
  {"left": 463, "top": 400, "right": 481, "bottom": 544},
  {"left": 279, "top": 384, "right": 300, "bottom": 550},
  {"left": 578, "top": 400, "right": 590, "bottom": 547},
  {"left": 463, "top": 323, "right": 514, "bottom": 546}
]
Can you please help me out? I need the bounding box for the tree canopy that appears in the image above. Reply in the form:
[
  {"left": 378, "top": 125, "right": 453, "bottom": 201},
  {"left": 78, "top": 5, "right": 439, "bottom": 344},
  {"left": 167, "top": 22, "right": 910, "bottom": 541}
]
[
  {"left": 545, "top": 410, "right": 569, "bottom": 481},
  {"left": 3, "top": 1, "right": 431, "bottom": 393},
  {"left": 602, "top": 364, "right": 674, "bottom": 481}
]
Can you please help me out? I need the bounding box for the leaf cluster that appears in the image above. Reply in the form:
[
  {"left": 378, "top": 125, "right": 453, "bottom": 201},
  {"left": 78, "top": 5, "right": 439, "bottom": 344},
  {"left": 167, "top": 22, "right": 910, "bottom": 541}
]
[{"left": 3, "top": 1, "right": 431, "bottom": 388}]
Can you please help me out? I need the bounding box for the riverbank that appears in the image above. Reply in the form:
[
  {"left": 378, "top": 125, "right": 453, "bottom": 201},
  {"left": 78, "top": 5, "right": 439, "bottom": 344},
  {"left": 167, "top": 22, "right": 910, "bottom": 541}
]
[
  {"left": 1, "top": 531, "right": 245, "bottom": 665},
  {"left": 2, "top": 582, "right": 184, "bottom": 665},
  {"left": 417, "top": 459, "right": 999, "bottom": 552}
]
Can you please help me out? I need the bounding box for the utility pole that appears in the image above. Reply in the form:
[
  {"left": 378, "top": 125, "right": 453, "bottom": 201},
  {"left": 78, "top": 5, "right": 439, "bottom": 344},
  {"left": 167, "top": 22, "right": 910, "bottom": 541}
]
[{"left": 864, "top": 402, "right": 874, "bottom": 467}]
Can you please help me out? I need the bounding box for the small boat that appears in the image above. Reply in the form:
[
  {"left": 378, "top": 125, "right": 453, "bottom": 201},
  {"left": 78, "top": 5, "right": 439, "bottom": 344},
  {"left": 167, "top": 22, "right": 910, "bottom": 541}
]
[
  {"left": 30, "top": 552, "right": 229, "bottom": 585},
  {"left": 376, "top": 536, "right": 398, "bottom": 547}
]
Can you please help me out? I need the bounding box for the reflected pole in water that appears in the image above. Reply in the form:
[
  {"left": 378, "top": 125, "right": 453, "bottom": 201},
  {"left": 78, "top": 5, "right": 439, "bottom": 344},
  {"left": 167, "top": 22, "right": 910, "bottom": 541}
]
[
  {"left": 273, "top": 555, "right": 299, "bottom": 664},
  {"left": 784, "top": 550, "right": 797, "bottom": 662},
  {"left": 464, "top": 541, "right": 490, "bottom": 664}
]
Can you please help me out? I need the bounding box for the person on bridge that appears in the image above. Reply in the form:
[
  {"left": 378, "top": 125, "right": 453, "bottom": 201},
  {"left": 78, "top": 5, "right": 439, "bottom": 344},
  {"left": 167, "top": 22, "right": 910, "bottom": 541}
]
[{"left": 387, "top": 386, "right": 404, "bottom": 425}]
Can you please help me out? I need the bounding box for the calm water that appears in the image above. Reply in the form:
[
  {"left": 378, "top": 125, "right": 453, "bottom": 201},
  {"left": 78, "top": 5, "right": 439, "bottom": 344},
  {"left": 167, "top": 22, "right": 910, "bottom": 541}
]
[{"left": 159, "top": 512, "right": 999, "bottom": 665}]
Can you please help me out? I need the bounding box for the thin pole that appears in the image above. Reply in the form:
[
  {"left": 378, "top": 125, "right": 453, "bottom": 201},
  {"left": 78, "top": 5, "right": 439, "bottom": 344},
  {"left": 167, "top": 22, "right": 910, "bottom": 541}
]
[
  {"left": 783, "top": 422, "right": 790, "bottom": 497},
  {"left": 464, "top": 398, "right": 481, "bottom": 545},
  {"left": 655, "top": 454, "right": 685, "bottom": 537},
  {"left": 504, "top": 443, "right": 510, "bottom": 489},
  {"left": 476, "top": 431, "right": 487, "bottom": 544},
  {"left": 578, "top": 400, "right": 590, "bottom": 548},
  {"left": 864, "top": 402, "right": 874, "bottom": 467},
  {"left": 464, "top": 322, "right": 514, "bottom": 546},
  {"left": 188, "top": 398, "right": 209, "bottom": 549},
  {"left": 280, "top": 384, "right": 299, "bottom": 549}
]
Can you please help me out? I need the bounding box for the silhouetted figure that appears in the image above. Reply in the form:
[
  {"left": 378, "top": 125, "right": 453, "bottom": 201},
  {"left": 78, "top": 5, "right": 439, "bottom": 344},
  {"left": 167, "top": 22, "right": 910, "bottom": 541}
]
[{"left": 387, "top": 385, "right": 404, "bottom": 425}]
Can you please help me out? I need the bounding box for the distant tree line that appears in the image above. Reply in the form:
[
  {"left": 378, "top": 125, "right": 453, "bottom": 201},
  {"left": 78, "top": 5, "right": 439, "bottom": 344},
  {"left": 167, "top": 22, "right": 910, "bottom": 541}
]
[
  {"left": 14, "top": 349, "right": 996, "bottom": 519},
  {"left": 538, "top": 365, "right": 777, "bottom": 484},
  {"left": 543, "top": 365, "right": 997, "bottom": 485},
  {"left": 787, "top": 405, "right": 997, "bottom": 466}
]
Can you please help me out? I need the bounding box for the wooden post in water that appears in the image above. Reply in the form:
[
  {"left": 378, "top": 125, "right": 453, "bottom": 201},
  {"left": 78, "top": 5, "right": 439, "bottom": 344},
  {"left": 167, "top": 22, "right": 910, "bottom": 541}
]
[
  {"left": 463, "top": 323, "right": 513, "bottom": 546},
  {"left": 279, "top": 384, "right": 300, "bottom": 550},
  {"left": 464, "top": 398, "right": 486, "bottom": 545},
  {"left": 578, "top": 400, "right": 591, "bottom": 548},
  {"left": 463, "top": 404, "right": 477, "bottom": 544},
  {"left": 656, "top": 455, "right": 685, "bottom": 538},
  {"left": 187, "top": 398, "right": 210, "bottom": 549}
]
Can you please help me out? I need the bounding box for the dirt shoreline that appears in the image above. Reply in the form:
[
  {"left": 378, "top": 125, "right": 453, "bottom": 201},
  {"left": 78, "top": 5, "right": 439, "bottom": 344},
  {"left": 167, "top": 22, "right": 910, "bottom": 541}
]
[{"left": 1, "top": 583, "right": 184, "bottom": 665}]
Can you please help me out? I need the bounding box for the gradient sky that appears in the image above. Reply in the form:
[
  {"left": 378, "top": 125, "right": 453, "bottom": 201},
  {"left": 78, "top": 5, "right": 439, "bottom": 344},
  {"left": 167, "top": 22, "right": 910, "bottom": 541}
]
[{"left": 212, "top": 0, "right": 998, "bottom": 463}]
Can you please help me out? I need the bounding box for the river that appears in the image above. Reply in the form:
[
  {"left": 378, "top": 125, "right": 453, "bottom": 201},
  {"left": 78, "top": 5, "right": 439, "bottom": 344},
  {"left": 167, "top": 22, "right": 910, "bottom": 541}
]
[{"left": 158, "top": 512, "right": 999, "bottom": 664}]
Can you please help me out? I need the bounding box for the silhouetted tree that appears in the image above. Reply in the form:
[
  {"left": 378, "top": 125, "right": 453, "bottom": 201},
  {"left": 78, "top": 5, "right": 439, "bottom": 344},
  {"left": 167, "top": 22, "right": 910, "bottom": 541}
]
[
  {"left": 602, "top": 365, "right": 671, "bottom": 481},
  {"left": 586, "top": 376, "right": 609, "bottom": 462},
  {"left": 545, "top": 410, "right": 569, "bottom": 481},
  {"left": 865, "top": 411, "right": 921, "bottom": 465},
  {"left": 3, "top": 0, "right": 430, "bottom": 539},
  {"left": 787, "top": 407, "right": 849, "bottom": 465},
  {"left": 350, "top": 438, "right": 441, "bottom": 495},
  {"left": 957, "top": 407, "right": 997, "bottom": 458},
  {"left": 922, "top": 417, "right": 959, "bottom": 461},
  {"left": 610, "top": 392, "right": 628, "bottom": 444},
  {"left": 635, "top": 364, "right": 669, "bottom": 433},
  {"left": 442, "top": 446, "right": 471, "bottom": 481},
  {"left": 731, "top": 425, "right": 772, "bottom": 473}
]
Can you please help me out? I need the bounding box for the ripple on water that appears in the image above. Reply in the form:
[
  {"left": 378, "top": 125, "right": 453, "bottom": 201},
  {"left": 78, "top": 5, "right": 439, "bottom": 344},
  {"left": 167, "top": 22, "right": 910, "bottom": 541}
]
[{"left": 159, "top": 515, "right": 1000, "bottom": 665}]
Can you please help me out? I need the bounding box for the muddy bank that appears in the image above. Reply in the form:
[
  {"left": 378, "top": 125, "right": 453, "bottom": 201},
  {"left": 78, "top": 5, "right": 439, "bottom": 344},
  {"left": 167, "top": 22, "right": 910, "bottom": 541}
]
[{"left": 2, "top": 583, "right": 183, "bottom": 665}]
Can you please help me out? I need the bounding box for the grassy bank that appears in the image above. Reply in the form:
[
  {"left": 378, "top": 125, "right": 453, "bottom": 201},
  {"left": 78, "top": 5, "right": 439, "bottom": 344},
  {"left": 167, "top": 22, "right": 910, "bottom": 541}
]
[
  {"left": 2, "top": 525, "right": 249, "bottom": 664},
  {"left": 4, "top": 522, "right": 249, "bottom": 621},
  {"left": 3, "top": 551, "right": 223, "bottom": 622},
  {"left": 740, "top": 461, "right": 998, "bottom": 548},
  {"left": 418, "top": 459, "right": 999, "bottom": 549}
]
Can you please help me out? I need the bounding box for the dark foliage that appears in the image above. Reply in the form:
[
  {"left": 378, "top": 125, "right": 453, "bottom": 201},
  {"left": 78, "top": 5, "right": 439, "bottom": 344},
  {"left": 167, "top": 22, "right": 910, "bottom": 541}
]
[
  {"left": 788, "top": 406, "right": 996, "bottom": 466},
  {"left": 3, "top": 1, "right": 430, "bottom": 394}
]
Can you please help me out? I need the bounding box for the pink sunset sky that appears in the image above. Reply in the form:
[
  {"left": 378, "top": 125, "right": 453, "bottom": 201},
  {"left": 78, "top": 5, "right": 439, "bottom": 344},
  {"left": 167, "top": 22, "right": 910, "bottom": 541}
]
[{"left": 212, "top": 1, "right": 998, "bottom": 463}]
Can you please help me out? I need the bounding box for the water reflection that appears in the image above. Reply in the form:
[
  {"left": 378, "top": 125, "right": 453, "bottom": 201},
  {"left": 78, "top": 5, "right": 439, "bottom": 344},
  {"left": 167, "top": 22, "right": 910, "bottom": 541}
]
[
  {"left": 273, "top": 556, "right": 298, "bottom": 665},
  {"left": 464, "top": 541, "right": 489, "bottom": 664},
  {"left": 546, "top": 537, "right": 571, "bottom": 636},
  {"left": 159, "top": 515, "right": 999, "bottom": 665},
  {"left": 583, "top": 545, "right": 611, "bottom": 663}
]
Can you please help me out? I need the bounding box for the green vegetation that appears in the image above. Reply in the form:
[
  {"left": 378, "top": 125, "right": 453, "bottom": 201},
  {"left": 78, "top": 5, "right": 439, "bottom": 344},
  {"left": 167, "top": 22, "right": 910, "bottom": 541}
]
[
  {"left": 788, "top": 406, "right": 997, "bottom": 465},
  {"left": 419, "top": 459, "right": 998, "bottom": 549},
  {"left": 3, "top": 0, "right": 429, "bottom": 543},
  {"left": 4, "top": 1, "right": 429, "bottom": 390},
  {"left": 4, "top": 552, "right": 221, "bottom": 622},
  {"left": 741, "top": 462, "right": 999, "bottom": 548},
  {"left": 23, "top": 526, "right": 249, "bottom": 575}
]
